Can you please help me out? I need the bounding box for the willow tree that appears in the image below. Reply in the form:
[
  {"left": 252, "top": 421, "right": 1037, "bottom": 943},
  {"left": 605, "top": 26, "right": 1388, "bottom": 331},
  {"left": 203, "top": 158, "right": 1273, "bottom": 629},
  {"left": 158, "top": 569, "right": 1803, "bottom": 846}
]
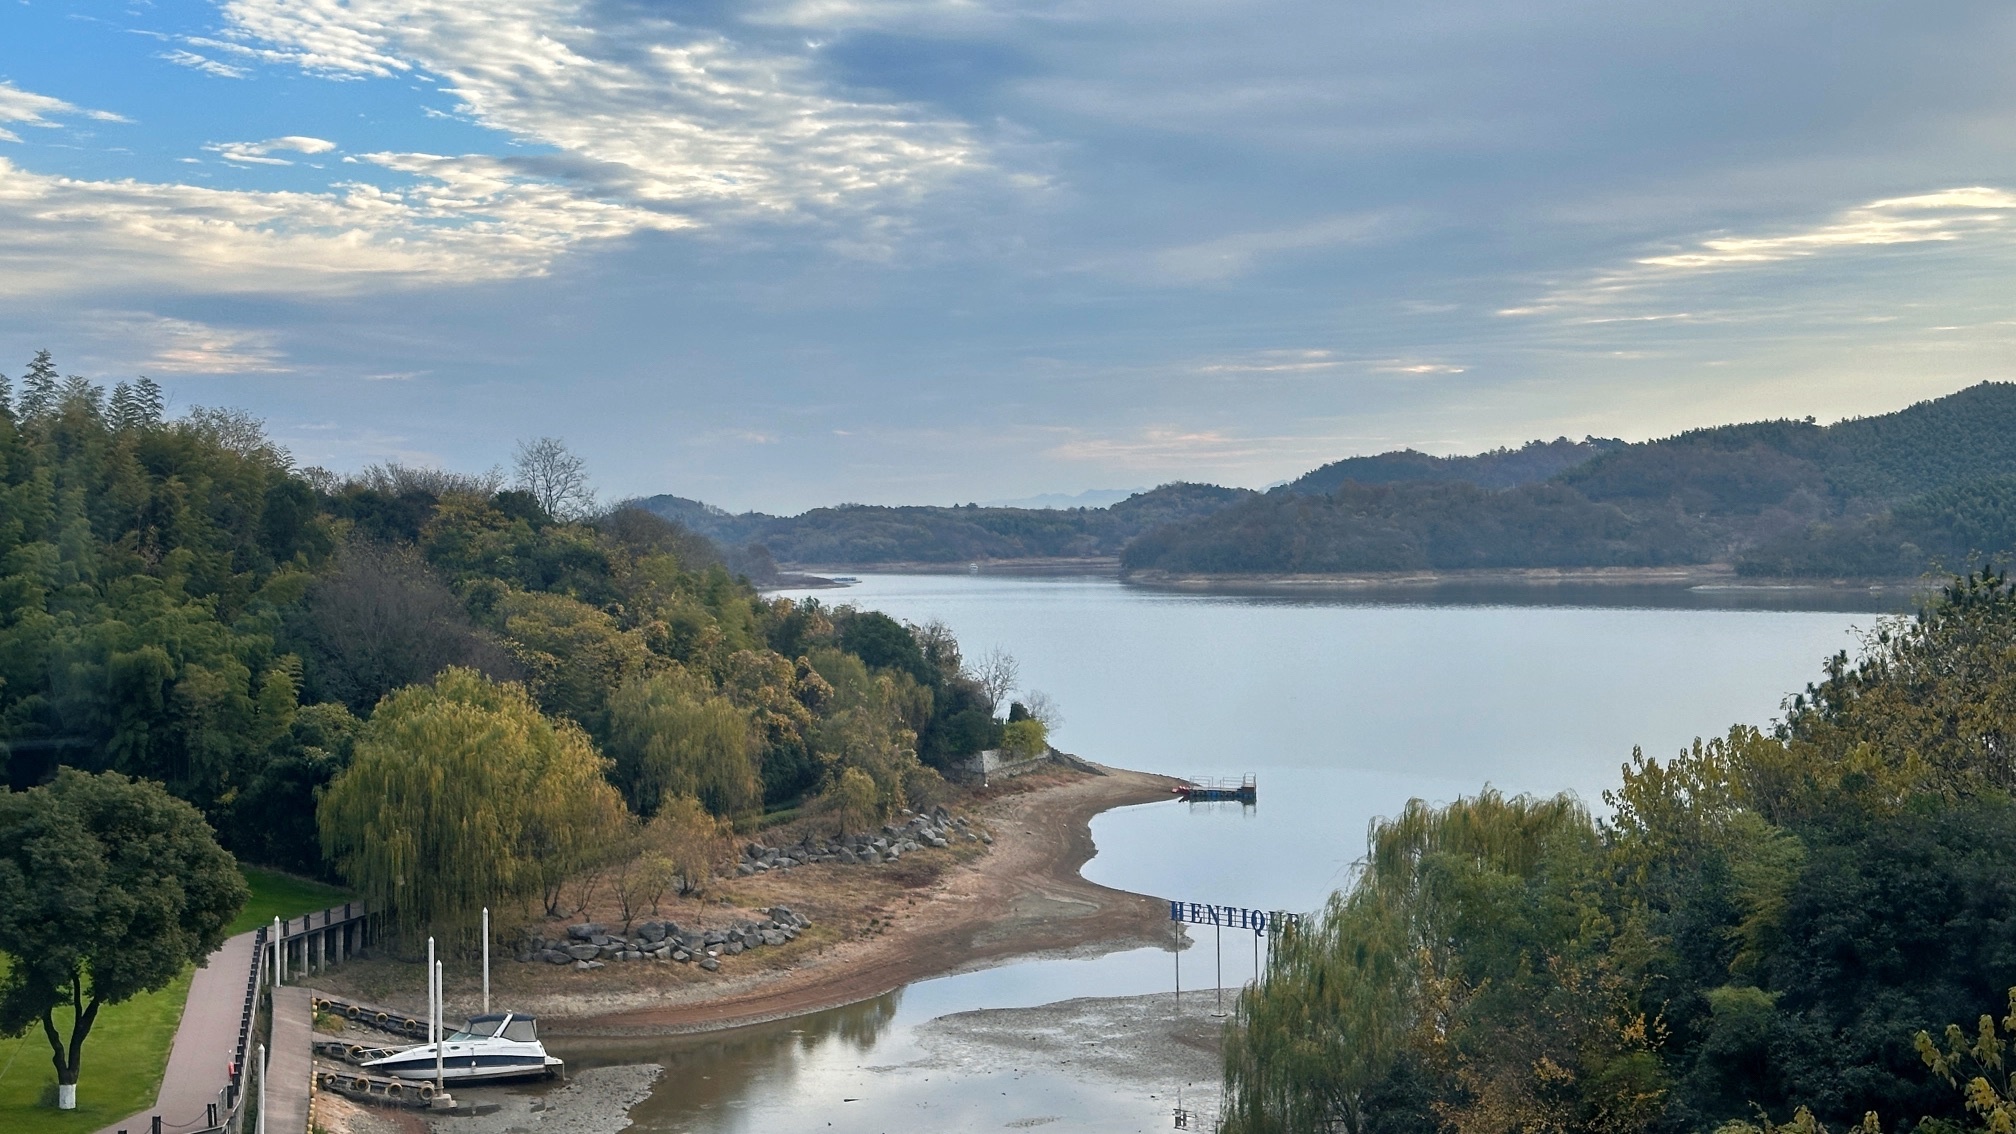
[
  {"left": 605, "top": 668, "right": 760, "bottom": 819},
  {"left": 318, "top": 667, "right": 626, "bottom": 939},
  {"left": 1222, "top": 790, "right": 1661, "bottom": 1134}
]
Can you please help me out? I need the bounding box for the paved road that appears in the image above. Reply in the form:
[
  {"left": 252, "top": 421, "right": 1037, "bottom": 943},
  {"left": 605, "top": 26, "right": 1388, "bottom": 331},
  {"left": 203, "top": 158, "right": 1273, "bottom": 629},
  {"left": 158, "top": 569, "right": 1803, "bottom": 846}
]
[{"left": 96, "top": 930, "right": 257, "bottom": 1134}]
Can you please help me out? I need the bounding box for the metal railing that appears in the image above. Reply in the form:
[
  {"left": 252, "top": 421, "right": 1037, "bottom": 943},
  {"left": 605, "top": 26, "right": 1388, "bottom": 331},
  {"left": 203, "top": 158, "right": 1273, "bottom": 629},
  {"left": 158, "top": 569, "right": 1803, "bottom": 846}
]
[{"left": 119, "top": 926, "right": 266, "bottom": 1134}]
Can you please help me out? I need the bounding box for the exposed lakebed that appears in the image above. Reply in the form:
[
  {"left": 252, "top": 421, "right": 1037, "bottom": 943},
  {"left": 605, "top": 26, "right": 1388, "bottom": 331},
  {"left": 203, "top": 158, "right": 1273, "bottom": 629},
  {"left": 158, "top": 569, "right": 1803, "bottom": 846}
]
[{"left": 435, "top": 573, "right": 1902, "bottom": 1133}]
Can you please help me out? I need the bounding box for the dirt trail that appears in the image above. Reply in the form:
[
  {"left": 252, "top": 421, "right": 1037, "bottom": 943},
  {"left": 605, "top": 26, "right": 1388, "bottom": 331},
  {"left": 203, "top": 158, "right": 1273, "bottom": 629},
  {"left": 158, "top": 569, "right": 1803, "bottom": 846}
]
[{"left": 551, "top": 765, "right": 1177, "bottom": 1036}]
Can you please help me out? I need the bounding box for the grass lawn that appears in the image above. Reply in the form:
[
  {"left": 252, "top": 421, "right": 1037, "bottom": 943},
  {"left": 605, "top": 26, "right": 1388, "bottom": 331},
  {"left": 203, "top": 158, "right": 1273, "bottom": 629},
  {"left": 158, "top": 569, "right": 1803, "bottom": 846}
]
[
  {"left": 0, "top": 957, "right": 192, "bottom": 1134},
  {"left": 0, "top": 867, "right": 354, "bottom": 1132},
  {"left": 230, "top": 866, "right": 354, "bottom": 935}
]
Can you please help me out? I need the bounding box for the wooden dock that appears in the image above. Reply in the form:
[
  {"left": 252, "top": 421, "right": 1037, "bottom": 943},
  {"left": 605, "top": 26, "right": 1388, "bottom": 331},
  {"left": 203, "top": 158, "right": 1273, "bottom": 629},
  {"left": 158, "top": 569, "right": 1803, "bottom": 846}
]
[{"left": 1173, "top": 775, "right": 1256, "bottom": 803}]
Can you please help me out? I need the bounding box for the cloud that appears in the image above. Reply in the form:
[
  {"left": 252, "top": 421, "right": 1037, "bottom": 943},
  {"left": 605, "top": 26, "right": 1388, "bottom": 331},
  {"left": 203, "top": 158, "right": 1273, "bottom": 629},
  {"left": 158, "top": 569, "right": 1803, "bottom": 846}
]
[
  {"left": 1506, "top": 187, "right": 2016, "bottom": 316},
  {"left": 1045, "top": 426, "right": 1338, "bottom": 470},
  {"left": 1195, "top": 349, "right": 1347, "bottom": 375},
  {"left": 1367, "top": 360, "right": 1466, "bottom": 375},
  {"left": 215, "top": 0, "right": 980, "bottom": 219},
  {"left": 1636, "top": 188, "right": 2016, "bottom": 270},
  {"left": 90, "top": 312, "right": 292, "bottom": 374},
  {"left": 0, "top": 156, "right": 694, "bottom": 296},
  {"left": 1148, "top": 213, "right": 1397, "bottom": 283},
  {"left": 205, "top": 136, "right": 341, "bottom": 166},
  {"left": 1193, "top": 349, "right": 1465, "bottom": 377},
  {"left": 158, "top": 49, "right": 252, "bottom": 79},
  {"left": 0, "top": 81, "right": 128, "bottom": 142},
  {"left": 0, "top": 2, "right": 988, "bottom": 298}
]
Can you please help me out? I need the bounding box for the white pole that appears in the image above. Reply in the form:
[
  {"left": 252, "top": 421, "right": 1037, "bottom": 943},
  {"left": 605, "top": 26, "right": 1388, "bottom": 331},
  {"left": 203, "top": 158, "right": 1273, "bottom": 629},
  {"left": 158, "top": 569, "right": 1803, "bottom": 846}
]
[
  {"left": 482, "top": 907, "right": 491, "bottom": 1014},
  {"left": 255, "top": 1042, "right": 266, "bottom": 1134},
  {"left": 426, "top": 936, "right": 436, "bottom": 1044},
  {"left": 273, "top": 918, "right": 283, "bottom": 986},
  {"left": 434, "top": 960, "right": 445, "bottom": 1092}
]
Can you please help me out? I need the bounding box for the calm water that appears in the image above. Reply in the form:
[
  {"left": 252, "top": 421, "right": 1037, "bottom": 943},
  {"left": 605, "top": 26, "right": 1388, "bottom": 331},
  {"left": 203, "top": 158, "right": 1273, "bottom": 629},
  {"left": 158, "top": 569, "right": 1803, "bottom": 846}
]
[{"left": 532, "top": 574, "right": 1904, "bottom": 1133}]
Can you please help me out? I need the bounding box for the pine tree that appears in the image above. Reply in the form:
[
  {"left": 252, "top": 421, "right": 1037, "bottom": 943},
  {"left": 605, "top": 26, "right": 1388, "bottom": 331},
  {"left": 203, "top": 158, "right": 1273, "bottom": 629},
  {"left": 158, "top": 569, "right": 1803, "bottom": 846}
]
[
  {"left": 108, "top": 383, "right": 140, "bottom": 430},
  {"left": 17, "top": 350, "right": 57, "bottom": 419},
  {"left": 58, "top": 375, "right": 103, "bottom": 418},
  {"left": 0, "top": 366, "right": 11, "bottom": 420},
  {"left": 132, "top": 376, "right": 164, "bottom": 425}
]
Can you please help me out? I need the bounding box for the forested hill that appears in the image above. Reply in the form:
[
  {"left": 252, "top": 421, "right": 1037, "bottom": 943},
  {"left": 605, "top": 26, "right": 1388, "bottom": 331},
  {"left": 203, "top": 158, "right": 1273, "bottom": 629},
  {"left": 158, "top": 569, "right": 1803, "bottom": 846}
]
[
  {"left": 634, "top": 481, "right": 1252, "bottom": 565},
  {"left": 1123, "top": 382, "right": 2016, "bottom": 577},
  {"left": 1285, "top": 436, "right": 1625, "bottom": 494},
  {"left": 0, "top": 352, "right": 1021, "bottom": 882}
]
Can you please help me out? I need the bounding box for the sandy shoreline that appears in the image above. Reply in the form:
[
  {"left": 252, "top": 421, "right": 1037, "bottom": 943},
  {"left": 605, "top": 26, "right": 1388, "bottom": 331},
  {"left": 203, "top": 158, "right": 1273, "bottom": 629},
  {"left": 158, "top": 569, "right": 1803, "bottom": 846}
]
[{"left": 542, "top": 763, "right": 1180, "bottom": 1037}]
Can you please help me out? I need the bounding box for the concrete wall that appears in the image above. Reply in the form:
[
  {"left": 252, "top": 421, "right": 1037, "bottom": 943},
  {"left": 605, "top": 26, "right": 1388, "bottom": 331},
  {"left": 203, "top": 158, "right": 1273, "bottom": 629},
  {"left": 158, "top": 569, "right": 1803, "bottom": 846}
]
[{"left": 968, "top": 747, "right": 1052, "bottom": 781}]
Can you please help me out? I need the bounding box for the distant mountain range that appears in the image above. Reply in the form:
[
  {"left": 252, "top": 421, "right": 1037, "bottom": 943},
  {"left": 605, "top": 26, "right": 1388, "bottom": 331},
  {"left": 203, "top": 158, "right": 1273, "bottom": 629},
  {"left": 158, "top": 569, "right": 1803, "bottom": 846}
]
[
  {"left": 635, "top": 482, "right": 1250, "bottom": 565},
  {"left": 979, "top": 488, "right": 1147, "bottom": 510},
  {"left": 1126, "top": 382, "right": 2016, "bottom": 578},
  {"left": 642, "top": 382, "right": 2016, "bottom": 579}
]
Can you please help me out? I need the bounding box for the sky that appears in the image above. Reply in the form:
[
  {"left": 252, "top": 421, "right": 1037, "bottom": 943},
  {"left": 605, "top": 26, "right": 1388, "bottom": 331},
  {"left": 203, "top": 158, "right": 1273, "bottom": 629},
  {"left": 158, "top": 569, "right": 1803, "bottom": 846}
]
[{"left": 4, "top": 1, "right": 2016, "bottom": 512}]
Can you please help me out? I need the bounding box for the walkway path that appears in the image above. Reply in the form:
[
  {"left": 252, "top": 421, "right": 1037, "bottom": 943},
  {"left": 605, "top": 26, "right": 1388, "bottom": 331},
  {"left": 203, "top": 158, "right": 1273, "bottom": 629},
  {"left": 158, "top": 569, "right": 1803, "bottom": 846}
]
[
  {"left": 264, "top": 987, "right": 313, "bottom": 1134},
  {"left": 95, "top": 930, "right": 256, "bottom": 1134}
]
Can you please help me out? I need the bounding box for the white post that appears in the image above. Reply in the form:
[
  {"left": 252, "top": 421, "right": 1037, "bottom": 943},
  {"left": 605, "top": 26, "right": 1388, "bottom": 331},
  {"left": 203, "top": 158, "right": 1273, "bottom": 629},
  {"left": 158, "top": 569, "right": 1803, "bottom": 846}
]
[
  {"left": 426, "top": 936, "right": 436, "bottom": 1044},
  {"left": 434, "top": 960, "right": 445, "bottom": 1091},
  {"left": 482, "top": 906, "right": 491, "bottom": 1014},
  {"left": 255, "top": 1041, "right": 267, "bottom": 1134},
  {"left": 273, "top": 918, "right": 283, "bottom": 986}
]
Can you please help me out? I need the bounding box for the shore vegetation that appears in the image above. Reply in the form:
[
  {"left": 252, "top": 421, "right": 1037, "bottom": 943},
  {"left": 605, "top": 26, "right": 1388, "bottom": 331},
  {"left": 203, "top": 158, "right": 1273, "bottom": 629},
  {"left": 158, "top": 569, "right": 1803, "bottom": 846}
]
[
  {"left": 0, "top": 351, "right": 1045, "bottom": 951},
  {"left": 1224, "top": 568, "right": 2016, "bottom": 1134}
]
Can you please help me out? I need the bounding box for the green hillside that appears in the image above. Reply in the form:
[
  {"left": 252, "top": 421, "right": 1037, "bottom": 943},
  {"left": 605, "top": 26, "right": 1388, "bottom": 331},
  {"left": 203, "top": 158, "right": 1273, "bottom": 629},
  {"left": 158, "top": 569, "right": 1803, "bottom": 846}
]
[
  {"left": 1123, "top": 382, "right": 2016, "bottom": 577},
  {"left": 0, "top": 351, "right": 1013, "bottom": 882}
]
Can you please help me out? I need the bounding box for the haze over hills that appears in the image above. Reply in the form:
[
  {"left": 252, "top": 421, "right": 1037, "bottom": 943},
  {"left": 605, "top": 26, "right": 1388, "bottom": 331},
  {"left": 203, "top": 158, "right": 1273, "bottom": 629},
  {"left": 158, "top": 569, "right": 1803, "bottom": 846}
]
[{"left": 645, "top": 383, "right": 2016, "bottom": 580}]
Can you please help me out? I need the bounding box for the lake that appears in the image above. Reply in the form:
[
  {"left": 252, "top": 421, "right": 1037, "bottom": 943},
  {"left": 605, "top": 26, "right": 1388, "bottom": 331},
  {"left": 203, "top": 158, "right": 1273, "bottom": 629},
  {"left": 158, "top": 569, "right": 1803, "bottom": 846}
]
[{"left": 543, "top": 573, "right": 1907, "bottom": 1133}]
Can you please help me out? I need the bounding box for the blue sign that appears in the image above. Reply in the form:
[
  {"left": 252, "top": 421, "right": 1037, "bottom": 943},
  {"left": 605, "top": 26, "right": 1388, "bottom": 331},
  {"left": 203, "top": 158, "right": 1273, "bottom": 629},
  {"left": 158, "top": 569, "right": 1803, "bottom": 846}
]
[{"left": 1168, "top": 901, "right": 1303, "bottom": 936}]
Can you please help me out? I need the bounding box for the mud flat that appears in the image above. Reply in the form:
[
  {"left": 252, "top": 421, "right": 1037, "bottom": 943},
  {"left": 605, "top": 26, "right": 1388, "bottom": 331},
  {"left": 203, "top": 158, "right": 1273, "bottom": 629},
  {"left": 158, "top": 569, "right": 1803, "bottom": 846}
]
[
  {"left": 419, "top": 1066, "right": 662, "bottom": 1134},
  {"left": 551, "top": 763, "right": 1179, "bottom": 1035},
  {"left": 913, "top": 992, "right": 1228, "bottom": 1119}
]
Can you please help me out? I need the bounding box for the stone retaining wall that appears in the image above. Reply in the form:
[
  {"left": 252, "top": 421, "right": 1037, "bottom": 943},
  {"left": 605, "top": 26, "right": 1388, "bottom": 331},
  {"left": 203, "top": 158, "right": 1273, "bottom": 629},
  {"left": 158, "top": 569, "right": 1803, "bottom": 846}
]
[{"left": 964, "top": 747, "right": 1052, "bottom": 782}]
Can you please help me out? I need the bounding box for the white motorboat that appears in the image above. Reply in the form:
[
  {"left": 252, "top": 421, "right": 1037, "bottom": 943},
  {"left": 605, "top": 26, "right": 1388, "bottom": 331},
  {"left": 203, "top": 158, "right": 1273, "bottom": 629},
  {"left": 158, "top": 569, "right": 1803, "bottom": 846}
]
[{"left": 361, "top": 1012, "right": 563, "bottom": 1083}]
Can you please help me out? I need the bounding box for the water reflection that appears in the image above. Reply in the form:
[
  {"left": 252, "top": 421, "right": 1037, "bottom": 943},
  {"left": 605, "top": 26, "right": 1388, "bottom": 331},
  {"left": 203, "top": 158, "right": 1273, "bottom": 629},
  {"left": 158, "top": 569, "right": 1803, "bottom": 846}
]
[
  {"left": 554, "top": 993, "right": 903, "bottom": 1129},
  {"left": 546, "top": 947, "right": 1195, "bottom": 1132},
  {"left": 583, "top": 574, "right": 1887, "bottom": 1131}
]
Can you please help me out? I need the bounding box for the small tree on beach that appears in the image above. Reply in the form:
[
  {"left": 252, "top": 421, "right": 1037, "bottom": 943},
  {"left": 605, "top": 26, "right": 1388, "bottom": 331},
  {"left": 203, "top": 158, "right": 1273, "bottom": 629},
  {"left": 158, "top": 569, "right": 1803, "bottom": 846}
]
[
  {"left": 824, "top": 767, "right": 881, "bottom": 836},
  {"left": 647, "top": 794, "right": 726, "bottom": 897},
  {"left": 606, "top": 820, "right": 649, "bottom": 931},
  {"left": 0, "top": 770, "right": 246, "bottom": 1110}
]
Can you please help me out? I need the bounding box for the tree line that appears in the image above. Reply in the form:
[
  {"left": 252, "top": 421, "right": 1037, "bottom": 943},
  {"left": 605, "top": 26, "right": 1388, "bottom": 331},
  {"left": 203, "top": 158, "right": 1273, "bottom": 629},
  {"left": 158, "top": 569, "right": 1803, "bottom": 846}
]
[
  {"left": 637, "top": 481, "right": 1251, "bottom": 564},
  {"left": 1224, "top": 569, "right": 2016, "bottom": 1134},
  {"left": 0, "top": 351, "right": 1035, "bottom": 907},
  {"left": 1123, "top": 382, "right": 2016, "bottom": 578},
  {"left": 0, "top": 349, "right": 1059, "bottom": 1110}
]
